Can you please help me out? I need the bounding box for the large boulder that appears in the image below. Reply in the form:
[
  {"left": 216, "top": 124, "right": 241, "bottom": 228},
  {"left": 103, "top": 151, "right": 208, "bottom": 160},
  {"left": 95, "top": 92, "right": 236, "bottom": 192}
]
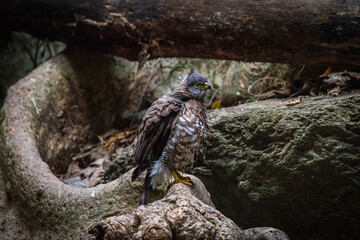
[{"left": 201, "top": 93, "right": 360, "bottom": 240}]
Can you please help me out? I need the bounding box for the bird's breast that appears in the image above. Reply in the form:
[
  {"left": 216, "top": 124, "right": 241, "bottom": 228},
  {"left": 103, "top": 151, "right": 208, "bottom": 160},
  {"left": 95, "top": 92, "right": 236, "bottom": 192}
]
[{"left": 163, "top": 100, "right": 208, "bottom": 170}]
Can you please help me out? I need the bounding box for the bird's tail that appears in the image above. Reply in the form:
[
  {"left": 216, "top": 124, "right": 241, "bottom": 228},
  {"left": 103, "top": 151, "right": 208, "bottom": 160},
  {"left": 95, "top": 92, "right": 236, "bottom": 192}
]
[
  {"left": 131, "top": 167, "right": 141, "bottom": 182},
  {"left": 139, "top": 170, "right": 152, "bottom": 205}
]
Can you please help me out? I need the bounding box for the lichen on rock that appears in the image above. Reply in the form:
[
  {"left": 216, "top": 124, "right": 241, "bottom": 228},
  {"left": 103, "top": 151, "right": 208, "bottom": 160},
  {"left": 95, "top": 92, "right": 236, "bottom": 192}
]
[{"left": 202, "top": 93, "right": 360, "bottom": 240}]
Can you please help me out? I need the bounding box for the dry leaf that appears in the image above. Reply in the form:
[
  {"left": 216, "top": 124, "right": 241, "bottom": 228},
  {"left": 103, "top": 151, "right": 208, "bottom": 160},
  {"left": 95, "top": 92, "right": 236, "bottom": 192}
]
[
  {"left": 320, "top": 67, "right": 332, "bottom": 77},
  {"left": 328, "top": 86, "right": 341, "bottom": 97},
  {"left": 211, "top": 100, "right": 222, "bottom": 109},
  {"left": 281, "top": 97, "right": 302, "bottom": 108},
  {"left": 104, "top": 129, "right": 137, "bottom": 150}
]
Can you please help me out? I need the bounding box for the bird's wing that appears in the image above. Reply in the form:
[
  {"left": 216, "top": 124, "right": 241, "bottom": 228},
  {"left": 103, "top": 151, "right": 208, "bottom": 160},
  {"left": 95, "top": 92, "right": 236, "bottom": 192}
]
[{"left": 133, "top": 95, "right": 183, "bottom": 172}]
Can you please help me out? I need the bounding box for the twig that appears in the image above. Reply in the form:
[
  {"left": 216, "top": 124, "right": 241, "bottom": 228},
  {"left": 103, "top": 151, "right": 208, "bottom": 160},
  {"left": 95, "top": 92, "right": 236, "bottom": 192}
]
[
  {"left": 247, "top": 77, "right": 278, "bottom": 96},
  {"left": 293, "top": 64, "right": 306, "bottom": 81},
  {"left": 129, "top": 63, "right": 160, "bottom": 128},
  {"left": 72, "top": 146, "right": 101, "bottom": 161}
]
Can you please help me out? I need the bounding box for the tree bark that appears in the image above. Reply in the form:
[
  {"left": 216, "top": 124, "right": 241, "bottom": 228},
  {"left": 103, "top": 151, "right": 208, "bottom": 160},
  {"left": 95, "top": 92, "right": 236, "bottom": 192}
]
[
  {"left": 88, "top": 175, "right": 290, "bottom": 240},
  {"left": 1, "top": 0, "right": 360, "bottom": 66}
]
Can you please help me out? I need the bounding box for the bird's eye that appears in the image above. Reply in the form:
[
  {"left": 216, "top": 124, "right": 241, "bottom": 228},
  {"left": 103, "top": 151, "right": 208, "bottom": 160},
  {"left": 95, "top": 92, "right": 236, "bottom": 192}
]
[{"left": 194, "top": 83, "right": 200, "bottom": 88}]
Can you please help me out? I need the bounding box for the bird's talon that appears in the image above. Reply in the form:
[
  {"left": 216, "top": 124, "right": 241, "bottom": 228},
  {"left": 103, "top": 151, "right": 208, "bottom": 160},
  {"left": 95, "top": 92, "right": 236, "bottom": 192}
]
[
  {"left": 179, "top": 178, "right": 193, "bottom": 187},
  {"left": 188, "top": 178, "right": 194, "bottom": 188},
  {"left": 171, "top": 170, "right": 194, "bottom": 188}
]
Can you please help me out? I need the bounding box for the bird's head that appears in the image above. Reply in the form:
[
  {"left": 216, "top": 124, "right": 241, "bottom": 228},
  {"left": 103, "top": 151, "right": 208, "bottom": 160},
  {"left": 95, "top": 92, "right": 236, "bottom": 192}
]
[{"left": 182, "top": 67, "right": 212, "bottom": 100}]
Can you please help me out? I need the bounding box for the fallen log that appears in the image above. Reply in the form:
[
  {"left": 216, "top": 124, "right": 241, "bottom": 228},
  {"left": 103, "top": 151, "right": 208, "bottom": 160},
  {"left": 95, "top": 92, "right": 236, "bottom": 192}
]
[{"left": 0, "top": 0, "right": 360, "bottom": 66}]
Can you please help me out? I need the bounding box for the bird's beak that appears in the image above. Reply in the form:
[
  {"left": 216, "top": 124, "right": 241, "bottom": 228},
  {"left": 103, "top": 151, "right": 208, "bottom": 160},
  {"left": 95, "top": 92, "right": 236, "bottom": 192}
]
[{"left": 205, "top": 83, "right": 212, "bottom": 90}]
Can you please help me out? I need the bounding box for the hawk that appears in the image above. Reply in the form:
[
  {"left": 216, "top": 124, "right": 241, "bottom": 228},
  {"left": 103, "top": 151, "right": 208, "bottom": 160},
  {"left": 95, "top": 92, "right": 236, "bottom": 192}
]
[{"left": 131, "top": 67, "right": 211, "bottom": 205}]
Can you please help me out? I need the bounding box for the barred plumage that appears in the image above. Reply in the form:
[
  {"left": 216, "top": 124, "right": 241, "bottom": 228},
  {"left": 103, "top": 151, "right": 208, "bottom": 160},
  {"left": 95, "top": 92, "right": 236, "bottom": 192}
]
[{"left": 132, "top": 67, "right": 211, "bottom": 205}]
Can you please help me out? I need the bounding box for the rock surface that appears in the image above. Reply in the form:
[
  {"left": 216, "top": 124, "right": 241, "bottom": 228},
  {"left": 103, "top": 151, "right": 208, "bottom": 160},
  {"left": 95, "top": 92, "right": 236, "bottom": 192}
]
[
  {"left": 243, "top": 227, "right": 290, "bottom": 240},
  {"left": 201, "top": 93, "right": 360, "bottom": 240}
]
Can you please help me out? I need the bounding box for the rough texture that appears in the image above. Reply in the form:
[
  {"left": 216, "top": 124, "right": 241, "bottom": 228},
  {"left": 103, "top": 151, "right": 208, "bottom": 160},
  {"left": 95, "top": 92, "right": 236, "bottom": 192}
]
[
  {"left": 105, "top": 145, "right": 136, "bottom": 182},
  {"left": 89, "top": 175, "right": 289, "bottom": 240},
  {"left": 1, "top": 0, "right": 360, "bottom": 66},
  {"left": 202, "top": 93, "right": 360, "bottom": 240},
  {"left": 88, "top": 176, "right": 227, "bottom": 240},
  {"left": 243, "top": 228, "right": 290, "bottom": 240}
]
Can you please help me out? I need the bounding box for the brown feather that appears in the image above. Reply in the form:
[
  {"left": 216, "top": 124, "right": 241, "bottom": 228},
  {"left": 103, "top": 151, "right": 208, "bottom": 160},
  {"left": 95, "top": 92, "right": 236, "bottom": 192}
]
[
  {"left": 133, "top": 68, "right": 212, "bottom": 206},
  {"left": 132, "top": 95, "right": 183, "bottom": 180},
  {"left": 132, "top": 68, "right": 211, "bottom": 183}
]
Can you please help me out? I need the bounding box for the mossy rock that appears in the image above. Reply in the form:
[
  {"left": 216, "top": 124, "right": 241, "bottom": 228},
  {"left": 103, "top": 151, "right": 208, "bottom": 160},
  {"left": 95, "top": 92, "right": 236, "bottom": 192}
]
[{"left": 201, "top": 94, "right": 360, "bottom": 240}]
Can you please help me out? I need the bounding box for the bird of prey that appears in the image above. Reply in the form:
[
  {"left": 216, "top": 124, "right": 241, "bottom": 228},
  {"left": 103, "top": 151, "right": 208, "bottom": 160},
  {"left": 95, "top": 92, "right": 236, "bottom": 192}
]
[{"left": 131, "top": 67, "right": 211, "bottom": 205}]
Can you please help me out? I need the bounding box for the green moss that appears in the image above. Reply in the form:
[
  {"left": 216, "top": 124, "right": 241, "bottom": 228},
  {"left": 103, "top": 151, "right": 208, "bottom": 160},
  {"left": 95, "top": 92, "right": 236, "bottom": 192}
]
[{"left": 201, "top": 94, "right": 360, "bottom": 240}]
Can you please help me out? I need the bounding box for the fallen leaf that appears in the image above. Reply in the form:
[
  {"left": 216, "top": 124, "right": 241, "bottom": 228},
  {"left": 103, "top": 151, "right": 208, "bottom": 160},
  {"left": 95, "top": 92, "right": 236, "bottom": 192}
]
[
  {"left": 211, "top": 100, "right": 222, "bottom": 109},
  {"left": 328, "top": 86, "right": 341, "bottom": 97},
  {"left": 320, "top": 67, "right": 332, "bottom": 77},
  {"left": 104, "top": 129, "right": 137, "bottom": 150},
  {"left": 282, "top": 97, "right": 302, "bottom": 108},
  {"left": 152, "top": 39, "right": 161, "bottom": 52}
]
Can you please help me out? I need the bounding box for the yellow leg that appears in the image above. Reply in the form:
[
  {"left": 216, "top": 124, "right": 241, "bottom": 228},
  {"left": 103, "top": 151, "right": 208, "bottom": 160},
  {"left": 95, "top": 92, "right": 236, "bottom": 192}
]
[
  {"left": 170, "top": 170, "right": 193, "bottom": 187},
  {"left": 175, "top": 170, "right": 191, "bottom": 181}
]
